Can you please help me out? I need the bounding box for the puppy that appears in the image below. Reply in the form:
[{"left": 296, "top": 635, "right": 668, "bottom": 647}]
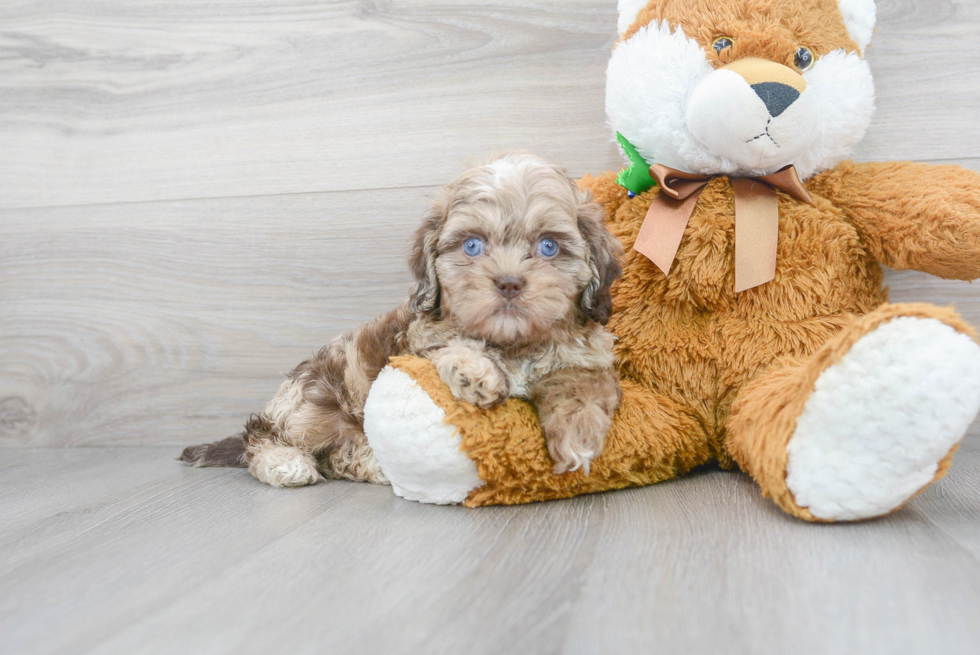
[{"left": 180, "top": 152, "right": 623, "bottom": 487}]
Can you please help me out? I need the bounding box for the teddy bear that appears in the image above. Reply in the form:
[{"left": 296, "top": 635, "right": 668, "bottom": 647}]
[{"left": 361, "top": 0, "right": 980, "bottom": 522}]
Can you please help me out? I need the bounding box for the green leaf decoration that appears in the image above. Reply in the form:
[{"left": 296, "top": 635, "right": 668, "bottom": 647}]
[{"left": 615, "top": 132, "right": 657, "bottom": 196}]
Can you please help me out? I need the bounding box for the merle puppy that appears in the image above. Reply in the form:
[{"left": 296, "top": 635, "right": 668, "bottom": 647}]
[{"left": 181, "top": 153, "right": 623, "bottom": 486}]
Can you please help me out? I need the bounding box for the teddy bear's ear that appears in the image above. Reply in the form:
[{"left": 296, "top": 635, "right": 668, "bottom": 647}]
[
  {"left": 617, "top": 0, "right": 650, "bottom": 36},
  {"left": 837, "top": 0, "right": 877, "bottom": 52}
]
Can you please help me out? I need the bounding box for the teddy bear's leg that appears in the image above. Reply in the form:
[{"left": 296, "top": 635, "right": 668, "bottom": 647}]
[
  {"left": 364, "top": 356, "right": 711, "bottom": 506},
  {"left": 362, "top": 362, "right": 484, "bottom": 504},
  {"left": 727, "top": 303, "right": 980, "bottom": 522}
]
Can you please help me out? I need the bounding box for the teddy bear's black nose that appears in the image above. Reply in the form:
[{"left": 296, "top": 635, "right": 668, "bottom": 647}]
[{"left": 751, "top": 82, "right": 800, "bottom": 117}]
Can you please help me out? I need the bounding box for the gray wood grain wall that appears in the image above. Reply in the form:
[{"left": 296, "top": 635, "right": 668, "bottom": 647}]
[{"left": 2, "top": 0, "right": 979, "bottom": 447}]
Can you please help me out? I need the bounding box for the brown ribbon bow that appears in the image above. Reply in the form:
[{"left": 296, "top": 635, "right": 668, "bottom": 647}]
[{"left": 634, "top": 164, "right": 813, "bottom": 292}]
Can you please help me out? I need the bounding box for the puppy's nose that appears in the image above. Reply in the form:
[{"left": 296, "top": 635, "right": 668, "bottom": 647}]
[
  {"left": 494, "top": 276, "right": 524, "bottom": 299},
  {"left": 750, "top": 82, "right": 800, "bottom": 117}
]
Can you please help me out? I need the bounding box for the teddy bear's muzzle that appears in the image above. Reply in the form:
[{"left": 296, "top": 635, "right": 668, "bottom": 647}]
[
  {"left": 728, "top": 57, "right": 808, "bottom": 118},
  {"left": 686, "top": 57, "right": 819, "bottom": 173}
]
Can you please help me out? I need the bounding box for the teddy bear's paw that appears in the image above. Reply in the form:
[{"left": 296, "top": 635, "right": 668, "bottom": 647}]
[
  {"left": 543, "top": 401, "right": 613, "bottom": 476},
  {"left": 785, "top": 317, "right": 980, "bottom": 521},
  {"left": 430, "top": 345, "right": 509, "bottom": 409},
  {"left": 363, "top": 365, "right": 483, "bottom": 504},
  {"left": 248, "top": 445, "right": 322, "bottom": 488}
]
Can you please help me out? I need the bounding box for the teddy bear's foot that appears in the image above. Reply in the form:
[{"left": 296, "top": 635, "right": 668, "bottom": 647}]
[
  {"left": 785, "top": 316, "right": 980, "bottom": 520},
  {"left": 248, "top": 445, "right": 322, "bottom": 488},
  {"left": 729, "top": 304, "right": 980, "bottom": 522},
  {"left": 363, "top": 365, "right": 483, "bottom": 504}
]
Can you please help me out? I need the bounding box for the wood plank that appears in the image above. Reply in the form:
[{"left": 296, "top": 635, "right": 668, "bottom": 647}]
[
  {"left": 860, "top": 0, "right": 980, "bottom": 162},
  {"left": 562, "top": 438, "right": 980, "bottom": 655},
  {"left": 914, "top": 436, "right": 980, "bottom": 562},
  {"left": 0, "top": 445, "right": 978, "bottom": 654},
  {"left": 0, "top": 0, "right": 620, "bottom": 209},
  {"left": 0, "top": 188, "right": 426, "bottom": 447},
  {"left": 2, "top": 0, "right": 979, "bottom": 208}
]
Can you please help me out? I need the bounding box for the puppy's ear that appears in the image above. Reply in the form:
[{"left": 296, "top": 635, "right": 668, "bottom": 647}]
[
  {"left": 576, "top": 189, "right": 623, "bottom": 325},
  {"left": 408, "top": 189, "right": 450, "bottom": 315}
]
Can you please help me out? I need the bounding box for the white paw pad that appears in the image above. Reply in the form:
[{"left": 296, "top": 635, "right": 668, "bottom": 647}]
[
  {"left": 249, "top": 446, "right": 321, "bottom": 488},
  {"left": 363, "top": 366, "right": 483, "bottom": 504},
  {"left": 786, "top": 317, "right": 980, "bottom": 520}
]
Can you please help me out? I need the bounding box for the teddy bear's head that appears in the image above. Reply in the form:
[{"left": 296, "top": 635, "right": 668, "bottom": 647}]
[{"left": 608, "top": 0, "right": 876, "bottom": 180}]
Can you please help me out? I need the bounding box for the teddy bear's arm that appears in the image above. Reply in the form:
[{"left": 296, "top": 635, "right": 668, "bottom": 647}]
[{"left": 809, "top": 161, "right": 980, "bottom": 281}]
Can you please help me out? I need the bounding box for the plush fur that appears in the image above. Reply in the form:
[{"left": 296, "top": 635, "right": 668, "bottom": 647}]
[
  {"left": 364, "top": 366, "right": 483, "bottom": 504},
  {"left": 181, "top": 153, "right": 624, "bottom": 484},
  {"left": 362, "top": 0, "right": 980, "bottom": 521}
]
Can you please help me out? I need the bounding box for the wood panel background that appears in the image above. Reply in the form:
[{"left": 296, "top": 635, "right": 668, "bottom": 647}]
[
  {"left": 2, "top": 0, "right": 979, "bottom": 447},
  {"left": 3, "top": 442, "right": 980, "bottom": 654}
]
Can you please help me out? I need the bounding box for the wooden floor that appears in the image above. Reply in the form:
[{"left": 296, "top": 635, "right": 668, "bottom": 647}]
[
  {"left": 3, "top": 1, "right": 980, "bottom": 652},
  {"left": 2, "top": 441, "right": 980, "bottom": 655}
]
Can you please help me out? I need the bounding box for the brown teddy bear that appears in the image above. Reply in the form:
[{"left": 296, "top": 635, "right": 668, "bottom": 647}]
[{"left": 362, "top": 0, "right": 980, "bottom": 522}]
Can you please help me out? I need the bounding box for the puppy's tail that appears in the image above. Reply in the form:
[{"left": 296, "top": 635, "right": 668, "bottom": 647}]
[{"left": 178, "top": 434, "right": 247, "bottom": 468}]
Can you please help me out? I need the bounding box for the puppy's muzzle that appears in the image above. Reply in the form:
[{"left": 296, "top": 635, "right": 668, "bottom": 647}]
[
  {"left": 724, "top": 57, "right": 808, "bottom": 118},
  {"left": 495, "top": 276, "right": 524, "bottom": 299}
]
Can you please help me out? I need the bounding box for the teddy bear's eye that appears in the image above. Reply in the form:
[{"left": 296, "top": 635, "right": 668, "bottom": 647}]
[
  {"left": 712, "top": 36, "right": 734, "bottom": 54},
  {"left": 794, "top": 46, "right": 814, "bottom": 72}
]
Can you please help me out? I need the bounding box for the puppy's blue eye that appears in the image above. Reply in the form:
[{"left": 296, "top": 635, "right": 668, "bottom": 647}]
[
  {"left": 537, "top": 238, "right": 559, "bottom": 258},
  {"left": 463, "top": 237, "right": 484, "bottom": 256}
]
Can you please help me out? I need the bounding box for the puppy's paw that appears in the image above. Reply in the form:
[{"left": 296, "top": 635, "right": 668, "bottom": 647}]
[
  {"left": 543, "top": 400, "right": 613, "bottom": 476},
  {"left": 248, "top": 445, "right": 322, "bottom": 488},
  {"left": 431, "top": 345, "right": 509, "bottom": 409}
]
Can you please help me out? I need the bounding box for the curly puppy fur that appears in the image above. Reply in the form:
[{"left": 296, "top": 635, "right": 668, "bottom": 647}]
[{"left": 180, "top": 152, "right": 624, "bottom": 485}]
